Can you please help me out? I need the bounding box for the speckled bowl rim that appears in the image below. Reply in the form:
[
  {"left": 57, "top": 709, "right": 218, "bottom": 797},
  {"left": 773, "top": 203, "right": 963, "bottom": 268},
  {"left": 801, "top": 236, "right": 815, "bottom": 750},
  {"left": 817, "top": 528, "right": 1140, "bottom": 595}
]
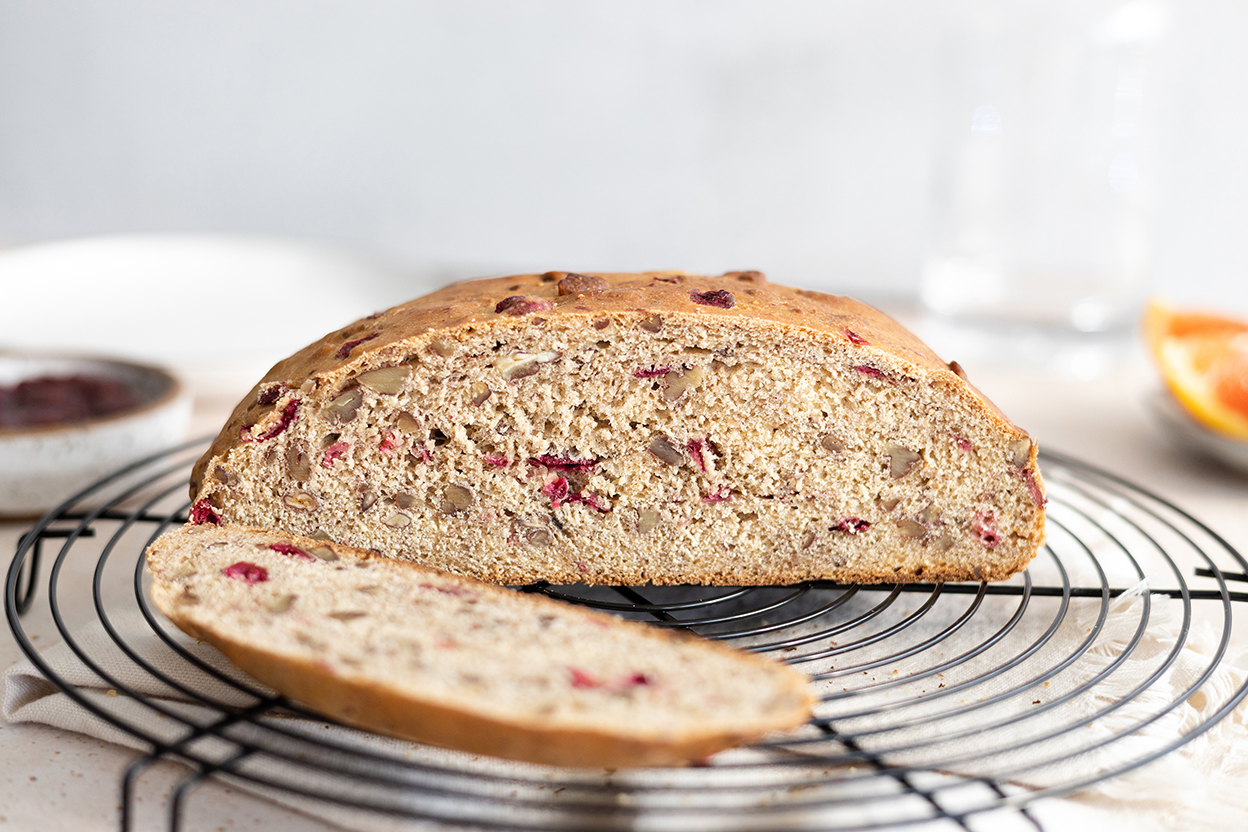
[{"left": 0, "top": 351, "right": 185, "bottom": 439}]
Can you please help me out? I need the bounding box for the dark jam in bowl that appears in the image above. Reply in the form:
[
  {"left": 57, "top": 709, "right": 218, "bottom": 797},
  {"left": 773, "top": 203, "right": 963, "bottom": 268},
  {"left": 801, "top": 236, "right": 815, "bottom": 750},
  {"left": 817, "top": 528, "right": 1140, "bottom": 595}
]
[{"left": 0, "top": 375, "right": 142, "bottom": 429}]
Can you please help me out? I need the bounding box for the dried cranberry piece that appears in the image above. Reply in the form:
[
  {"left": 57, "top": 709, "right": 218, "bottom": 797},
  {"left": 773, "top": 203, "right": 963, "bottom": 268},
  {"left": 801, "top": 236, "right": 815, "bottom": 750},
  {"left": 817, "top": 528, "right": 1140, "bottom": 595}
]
[
  {"left": 322, "top": 441, "right": 350, "bottom": 468},
  {"left": 843, "top": 328, "right": 870, "bottom": 346},
  {"left": 689, "top": 289, "right": 736, "bottom": 309},
  {"left": 189, "top": 499, "right": 222, "bottom": 526},
  {"left": 268, "top": 542, "right": 314, "bottom": 562},
  {"left": 852, "top": 365, "right": 886, "bottom": 380},
  {"left": 378, "top": 430, "right": 399, "bottom": 456},
  {"left": 528, "top": 454, "right": 598, "bottom": 473},
  {"left": 495, "top": 295, "right": 554, "bottom": 316},
  {"left": 622, "top": 673, "right": 651, "bottom": 687},
  {"left": 222, "top": 561, "right": 268, "bottom": 584},
  {"left": 336, "top": 333, "right": 379, "bottom": 359},
  {"left": 702, "top": 487, "right": 732, "bottom": 504},
  {"left": 686, "top": 438, "right": 708, "bottom": 473},
  {"left": 543, "top": 476, "right": 570, "bottom": 510},
  {"left": 483, "top": 453, "right": 509, "bottom": 467},
  {"left": 245, "top": 400, "right": 300, "bottom": 442},
  {"left": 954, "top": 436, "right": 973, "bottom": 453},
  {"left": 833, "top": 517, "right": 871, "bottom": 535},
  {"left": 569, "top": 668, "right": 601, "bottom": 689},
  {"left": 972, "top": 509, "right": 1000, "bottom": 548},
  {"left": 541, "top": 474, "right": 611, "bottom": 513},
  {"left": 257, "top": 383, "right": 287, "bottom": 405},
  {"left": 1020, "top": 469, "right": 1047, "bottom": 507},
  {"left": 633, "top": 366, "right": 671, "bottom": 379}
]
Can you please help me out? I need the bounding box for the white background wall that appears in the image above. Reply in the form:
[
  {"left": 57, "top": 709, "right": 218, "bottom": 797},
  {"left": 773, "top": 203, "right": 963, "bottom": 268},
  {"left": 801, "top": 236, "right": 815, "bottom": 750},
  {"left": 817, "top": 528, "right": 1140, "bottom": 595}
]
[{"left": 1, "top": 0, "right": 1246, "bottom": 312}]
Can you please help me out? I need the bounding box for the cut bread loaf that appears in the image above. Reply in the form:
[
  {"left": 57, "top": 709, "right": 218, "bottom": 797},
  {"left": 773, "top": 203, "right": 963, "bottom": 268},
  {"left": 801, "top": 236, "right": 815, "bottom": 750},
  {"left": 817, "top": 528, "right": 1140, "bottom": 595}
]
[
  {"left": 190, "top": 270, "right": 1045, "bottom": 585},
  {"left": 146, "top": 524, "right": 814, "bottom": 766}
]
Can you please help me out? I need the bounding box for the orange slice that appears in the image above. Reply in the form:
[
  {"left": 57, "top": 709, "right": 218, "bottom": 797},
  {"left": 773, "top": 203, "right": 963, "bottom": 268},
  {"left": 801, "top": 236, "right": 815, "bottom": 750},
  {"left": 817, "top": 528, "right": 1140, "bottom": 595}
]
[{"left": 1144, "top": 299, "right": 1248, "bottom": 440}]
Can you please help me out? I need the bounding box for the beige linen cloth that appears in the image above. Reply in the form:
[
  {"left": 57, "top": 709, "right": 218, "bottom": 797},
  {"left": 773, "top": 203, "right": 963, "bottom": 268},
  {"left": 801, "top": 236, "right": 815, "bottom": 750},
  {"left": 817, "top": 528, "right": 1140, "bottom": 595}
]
[{"left": 6, "top": 579, "right": 1248, "bottom": 832}]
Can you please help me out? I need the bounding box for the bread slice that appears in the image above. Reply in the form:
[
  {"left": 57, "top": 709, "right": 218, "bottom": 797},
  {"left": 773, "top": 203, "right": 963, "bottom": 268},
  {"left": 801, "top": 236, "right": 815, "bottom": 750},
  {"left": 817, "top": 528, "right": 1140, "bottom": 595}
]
[
  {"left": 146, "top": 524, "right": 814, "bottom": 766},
  {"left": 189, "top": 270, "right": 1045, "bottom": 585}
]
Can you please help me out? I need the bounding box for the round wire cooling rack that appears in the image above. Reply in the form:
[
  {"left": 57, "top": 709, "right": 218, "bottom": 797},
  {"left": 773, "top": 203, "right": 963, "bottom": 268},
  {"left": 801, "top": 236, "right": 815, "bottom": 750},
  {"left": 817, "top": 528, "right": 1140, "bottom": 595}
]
[{"left": 7, "top": 439, "right": 1248, "bottom": 832}]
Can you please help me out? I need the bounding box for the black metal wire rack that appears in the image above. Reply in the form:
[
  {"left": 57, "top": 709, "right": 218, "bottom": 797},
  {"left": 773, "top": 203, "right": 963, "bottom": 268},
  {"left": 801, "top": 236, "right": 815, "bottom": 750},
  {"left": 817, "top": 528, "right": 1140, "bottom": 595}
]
[{"left": 7, "top": 438, "right": 1248, "bottom": 832}]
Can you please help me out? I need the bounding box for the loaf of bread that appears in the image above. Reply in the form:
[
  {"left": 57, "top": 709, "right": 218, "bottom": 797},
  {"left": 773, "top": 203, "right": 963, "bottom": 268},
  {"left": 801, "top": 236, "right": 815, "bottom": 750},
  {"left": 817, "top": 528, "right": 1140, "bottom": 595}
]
[
  {"left": 190, "top": 270, "right": 1045, "bottom": 585},
  {"left": 146, "top": 524, "right": 814, "bottom": 766}
]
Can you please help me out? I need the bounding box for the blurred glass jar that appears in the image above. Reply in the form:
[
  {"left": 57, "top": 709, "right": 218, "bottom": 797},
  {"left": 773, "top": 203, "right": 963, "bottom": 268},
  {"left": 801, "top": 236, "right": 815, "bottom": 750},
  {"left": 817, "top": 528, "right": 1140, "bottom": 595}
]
[{"left": 922, "top": 1, "right": 1167, "bottom": 335}]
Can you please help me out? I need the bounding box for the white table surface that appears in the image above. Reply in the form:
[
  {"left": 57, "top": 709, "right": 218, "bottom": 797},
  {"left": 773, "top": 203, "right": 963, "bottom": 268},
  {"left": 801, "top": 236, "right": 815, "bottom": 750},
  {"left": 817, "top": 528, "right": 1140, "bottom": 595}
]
[{"left": 3, "top": 361, "right": 1247, "bottom": 832}]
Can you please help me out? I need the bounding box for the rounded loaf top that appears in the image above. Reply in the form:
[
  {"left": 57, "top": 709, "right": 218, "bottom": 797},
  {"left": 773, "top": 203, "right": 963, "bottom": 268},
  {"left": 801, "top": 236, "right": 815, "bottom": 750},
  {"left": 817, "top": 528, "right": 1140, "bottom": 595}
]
[
  {"left": 270, "top": 269, "right": 955, "bottom": 384},
  {"left": 189, "top": 269, "right": 1041, "bottom": 588},
  {"left": 193, "top": 270, "right": 988, "bottom": 493}
]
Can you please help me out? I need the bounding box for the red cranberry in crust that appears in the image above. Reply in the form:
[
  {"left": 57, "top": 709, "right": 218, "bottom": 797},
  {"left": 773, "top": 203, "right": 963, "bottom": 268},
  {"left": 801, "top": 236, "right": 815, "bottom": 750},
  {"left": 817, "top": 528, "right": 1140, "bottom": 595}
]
[
  {"left": 245, "top": 400, "right": 301, "bottom": 442},
  {"left": 257, "top": 383, "right": 287, "bottom": 405},
  {"left": 322, "top": 441, "right": 350, "bottom": 468},
  {"left": 1020, "top": 468, "right": 1046, "bottom": 507},
  {"left": 972, "top": 509, "right": 1000, "bottom": 548},
  {"left": 690, "top": 289, "right": 735, "bottom": 309},
  {"left": 336, "top": 333, "right": 379, "bottom": 359},
  {"left": 833, "top": 518, "right": 871, "bottom": 535},
  {"left": 853, "top": 365, "right": 886, "bottom": 380},
  {"left": 528, "top": 454, "right": 598, "bottom": 473},
  {"left": 222, "top": 561, "right": 268, "bottom": 584},
  {"left": 378, "top": 430, "right": 399, "bottom": 456},
  {"left": 843, "top": 329, "right": 870, "bottom": 346},
  {"left": 268, "top": 542, "right": 314, "bottom": 562},
  {"left": 686, "top": 438, "right": 709, "bottom": 473},
  {"left": 190, "top": 499, "right": 222, "bottom": 526},
  {"left": 569, "top": 668, "right": 601, "bottom": 689},
  {"left": 495, "top": 295, "right": 554, "bottom": 316},
  {"left": 543, "top": 476, "right": 570, "bottom": 510}
]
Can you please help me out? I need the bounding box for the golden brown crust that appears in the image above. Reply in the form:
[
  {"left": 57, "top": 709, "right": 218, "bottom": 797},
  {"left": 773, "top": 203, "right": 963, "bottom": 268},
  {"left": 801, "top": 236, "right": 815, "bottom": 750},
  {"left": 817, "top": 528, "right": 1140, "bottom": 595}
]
[{"left": 148, "top": 526, "right": 816, "bottom": 767}]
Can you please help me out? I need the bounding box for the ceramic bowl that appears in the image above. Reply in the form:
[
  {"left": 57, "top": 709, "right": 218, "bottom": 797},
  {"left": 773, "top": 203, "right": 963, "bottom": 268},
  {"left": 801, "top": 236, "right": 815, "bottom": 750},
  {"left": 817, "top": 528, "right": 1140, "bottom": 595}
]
[
  {"left": 0, "top": 353, "right": 193, "bottom": 517},
  {"left": 1147, "top": 388, "right": 1248, "bottom": 476}
]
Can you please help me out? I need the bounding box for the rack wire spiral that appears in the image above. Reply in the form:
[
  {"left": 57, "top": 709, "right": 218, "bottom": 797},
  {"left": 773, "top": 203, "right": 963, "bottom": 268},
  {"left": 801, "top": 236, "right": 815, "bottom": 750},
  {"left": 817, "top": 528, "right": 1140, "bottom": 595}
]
[{"left": 7, "top": 438, "right": 1248, "bottom": 831}]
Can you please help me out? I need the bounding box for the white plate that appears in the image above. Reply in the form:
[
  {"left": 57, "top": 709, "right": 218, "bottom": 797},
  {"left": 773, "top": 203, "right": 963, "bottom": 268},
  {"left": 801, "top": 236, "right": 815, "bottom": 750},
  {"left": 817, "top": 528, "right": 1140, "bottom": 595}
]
[
  {"left": 0, "top": 234, "right": 432, "bottom": 398},
  {"left": 1147, "top": 388, "right": 1248, "bottom": 476}
]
